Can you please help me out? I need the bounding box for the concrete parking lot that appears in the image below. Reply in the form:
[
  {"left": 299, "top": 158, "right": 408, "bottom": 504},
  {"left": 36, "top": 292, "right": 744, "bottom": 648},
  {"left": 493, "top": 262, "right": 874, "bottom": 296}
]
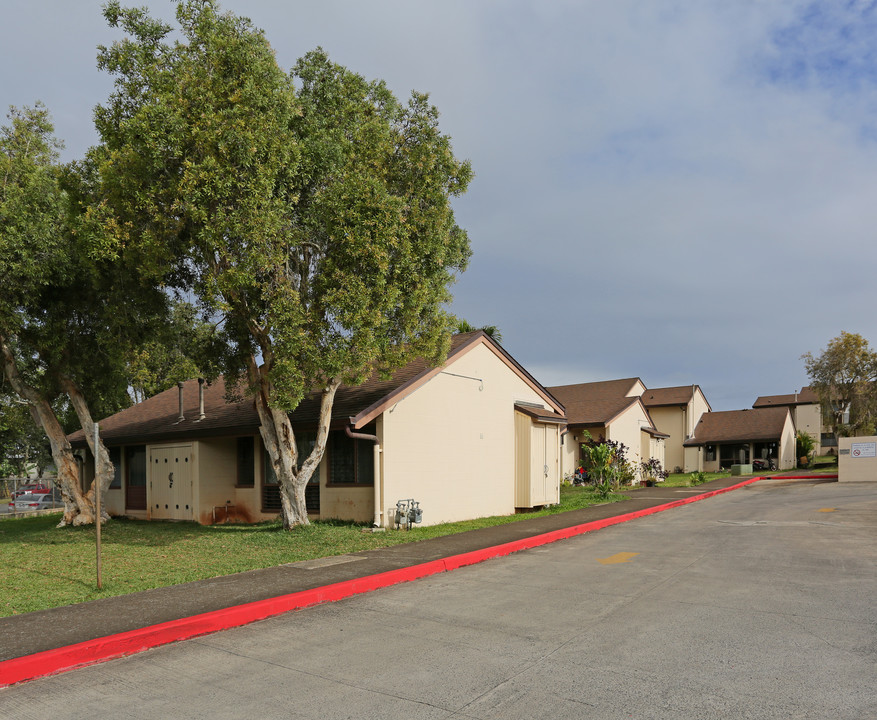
[{"left": 1, "top": 477, "right": 875, "bottom": 719}]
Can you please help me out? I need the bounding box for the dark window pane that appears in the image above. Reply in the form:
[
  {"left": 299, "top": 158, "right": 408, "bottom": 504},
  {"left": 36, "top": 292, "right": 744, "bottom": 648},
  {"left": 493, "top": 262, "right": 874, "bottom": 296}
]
[
  {"left": 357, "top": 440, "right": 374, "bottom": 485},
  {"left": 127, "top": 447, "right": 146, "bottom": 486},
  {"left": 330, "top": 431, "right": 356, "bottom": 484},
  {"left": 109, "top": 447, "right": 122, "bottom": 489},
  {"left": 237, "top": 437, "right": 255, "bottom": 487}
]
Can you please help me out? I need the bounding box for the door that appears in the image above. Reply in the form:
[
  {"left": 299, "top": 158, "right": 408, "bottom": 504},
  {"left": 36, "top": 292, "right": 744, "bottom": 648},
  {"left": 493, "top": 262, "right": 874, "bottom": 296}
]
[
  {"left": 149, "top": 445, "right": 194, "bottom": 520},
  {"left": 125, "top": 446, "right": 147, "bottom": 511}
]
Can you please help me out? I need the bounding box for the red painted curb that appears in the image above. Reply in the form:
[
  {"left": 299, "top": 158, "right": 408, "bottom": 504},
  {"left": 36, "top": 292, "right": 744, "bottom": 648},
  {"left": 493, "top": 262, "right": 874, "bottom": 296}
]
[{"left": 0, "top": 476, "right": 760, "bottom": 688}]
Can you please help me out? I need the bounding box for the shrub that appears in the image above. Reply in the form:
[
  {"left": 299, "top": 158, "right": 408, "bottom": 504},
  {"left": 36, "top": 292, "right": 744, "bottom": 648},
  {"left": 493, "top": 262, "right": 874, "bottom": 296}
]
[{"left": 689, "top": 471, "right": 707, "bottom": 486}]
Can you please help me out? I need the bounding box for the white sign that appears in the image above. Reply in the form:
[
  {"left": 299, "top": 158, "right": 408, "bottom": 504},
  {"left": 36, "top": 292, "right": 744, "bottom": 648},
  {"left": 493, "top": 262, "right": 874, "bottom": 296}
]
[{"left": 850, "top": 442, "right": 877, "bottom": 458}]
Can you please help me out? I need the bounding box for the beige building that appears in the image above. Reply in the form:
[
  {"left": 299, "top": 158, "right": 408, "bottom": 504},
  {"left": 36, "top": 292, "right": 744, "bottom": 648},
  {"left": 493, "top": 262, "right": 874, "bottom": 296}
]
[
  {"left": 547, "top": 378, "right": 668, "bottom": 483},
  {"left": 641, "top": 385, "right": 711, "bottom": 473},
  {"left": 71, "top": 331, "right": 566, "bottom": 527},
  {"left": 838, "top": 436, "right": 877, "bottom": 482},
  {"left": 683, "top": 407, "right": 797, "bottom": 471},
  {"left": 753, "top": 386, "right": 823, "bottom": 454}
]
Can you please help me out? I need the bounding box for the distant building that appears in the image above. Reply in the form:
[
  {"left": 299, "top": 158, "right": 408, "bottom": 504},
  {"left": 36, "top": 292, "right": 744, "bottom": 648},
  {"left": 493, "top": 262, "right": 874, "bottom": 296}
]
[
  {"left": 753, "top": 386, "right": 824, "bottom": 454},
  {"left": 641, "top": 385, "right": 711, "bottom": 473},
  {"left": 684, "top": 407, "right": 796, "bottom": 471}
]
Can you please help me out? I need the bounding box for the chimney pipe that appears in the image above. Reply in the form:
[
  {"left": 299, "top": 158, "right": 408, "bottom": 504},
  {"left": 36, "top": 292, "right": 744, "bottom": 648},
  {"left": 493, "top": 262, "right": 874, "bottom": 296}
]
[
  {"left": 198, "top": 378, "right": 206, "bottom": 421},
  {"left": 177, "top": 381, "right": 185, "bottom": 423}
]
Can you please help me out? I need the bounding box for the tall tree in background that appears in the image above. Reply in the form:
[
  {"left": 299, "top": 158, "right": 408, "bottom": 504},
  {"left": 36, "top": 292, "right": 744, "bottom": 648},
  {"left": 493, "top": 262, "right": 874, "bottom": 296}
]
[
  {"left": 127, "top": 299, "right": 225, "bottom": 403},
  {"left": 95, "top": 1, "right": 471, "bottom": 528},
  {"left": 803, "top": 331, "right": 877, "bottom": 437},
  {"left": 454, "top": 320, "right": 503, "bottom": 343},
  {"left": 0, "top": 103, "right": 170, "bottom": 525},
  {"left": 0, "top": 103, "right": 89, "bottom": 523},
  {"left": 0, "top": 387, "right": 53, "bottom": 479}
]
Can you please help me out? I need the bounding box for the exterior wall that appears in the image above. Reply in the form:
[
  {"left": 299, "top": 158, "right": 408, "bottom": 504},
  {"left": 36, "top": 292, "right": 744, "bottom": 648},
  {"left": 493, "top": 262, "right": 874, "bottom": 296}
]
[
  {"left": 684, "top": 445, "right": 703, "bottom": 473},
  {"left": 379, "top": 342, "right": 558, "bottom": 527},
  {"left": 648, "top": 405, "right": 685, "bottom": 472},
  {"left": 319, "top": 427, "right": 374, "bottom": 523},
  {"left": 196, "top": 437, "right": 253, "bottom": 524},
  {"left": 793, "top": 403, "right": 822, "bottom": 455},
  {"left": 778, "top": 414, "right": 797, "bottom": 470},
  {"left": 838, "top": 435, "right": 877, "bottom": 482},
  {"left": 626, "top": 379, "right": 647, "bottom": 397},
  {"left": 606, "top": 404, "right": 652, "bottom": 467}
]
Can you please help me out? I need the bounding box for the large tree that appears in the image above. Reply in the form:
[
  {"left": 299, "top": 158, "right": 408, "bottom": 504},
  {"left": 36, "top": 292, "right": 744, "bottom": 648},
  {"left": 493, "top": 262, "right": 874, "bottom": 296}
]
[
  {"left": 95, "top": 1, "right": 471, "bottom": 528},
  {"left": 0, "top": 103, "right": 168, "bottom": 525},
  {"left": 802, "top": 331, "right": 877, "bottom": 437}
]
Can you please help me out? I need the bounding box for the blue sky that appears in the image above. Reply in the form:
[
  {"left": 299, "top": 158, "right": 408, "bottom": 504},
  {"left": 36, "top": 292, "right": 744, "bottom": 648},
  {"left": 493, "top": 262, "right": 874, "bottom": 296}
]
[{"left": 3, "top": 0, "right": 876, "bottom": 410}]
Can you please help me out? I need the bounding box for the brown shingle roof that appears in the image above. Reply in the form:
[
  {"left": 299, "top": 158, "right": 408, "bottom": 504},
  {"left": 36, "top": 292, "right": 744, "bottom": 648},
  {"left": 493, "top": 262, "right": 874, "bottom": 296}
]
[
  {"left": 684, "top": 407, "right": 790, "bottom": 445},
  {"left": 753, "top": 386, "right": 819, "bottom": 408},
  {"left": 546, "top": 378, "right": 642, "bottom": 426},
  {"left": 70, "top": 331, "right": 565, "bottom": 447},
  {"left": 642, "top": 385, "right": 695, "bottom": 407}
]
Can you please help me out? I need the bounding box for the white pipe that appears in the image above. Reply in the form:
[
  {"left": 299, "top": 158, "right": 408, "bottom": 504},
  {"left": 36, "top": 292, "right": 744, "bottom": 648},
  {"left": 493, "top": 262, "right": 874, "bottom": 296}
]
[
  {"left": 373, "top": 444, "right": 382, "bottom": 528},
  {"left": 345, "top": 423, "right": 383, "bottom": 528}
]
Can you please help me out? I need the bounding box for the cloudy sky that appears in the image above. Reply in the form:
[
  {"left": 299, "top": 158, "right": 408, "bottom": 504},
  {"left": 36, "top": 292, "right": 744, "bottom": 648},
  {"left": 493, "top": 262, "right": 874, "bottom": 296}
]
[{"left": 3, "top": 0, "right": 876, "bottom": 410}]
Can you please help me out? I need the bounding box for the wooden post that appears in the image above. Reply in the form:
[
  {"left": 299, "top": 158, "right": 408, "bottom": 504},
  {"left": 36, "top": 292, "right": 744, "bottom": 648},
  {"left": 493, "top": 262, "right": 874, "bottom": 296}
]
[{"left": 94, "top": 422, "right": 102, "bottom": 590}]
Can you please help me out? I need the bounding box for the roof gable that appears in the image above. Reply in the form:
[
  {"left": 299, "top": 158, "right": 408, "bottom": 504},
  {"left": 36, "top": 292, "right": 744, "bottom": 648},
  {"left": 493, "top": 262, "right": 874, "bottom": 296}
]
[
  {"left": 547, "top": 378, "right": 647, "bottom": 426},
  {"left": 684, "top": 407, "right": 791, "bottom": 445}
]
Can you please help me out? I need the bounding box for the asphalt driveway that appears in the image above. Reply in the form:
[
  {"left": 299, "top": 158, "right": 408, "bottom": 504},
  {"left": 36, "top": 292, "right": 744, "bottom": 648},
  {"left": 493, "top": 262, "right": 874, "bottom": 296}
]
[{"left": 2, "top": 477, "right": 874, "bottom": 719}]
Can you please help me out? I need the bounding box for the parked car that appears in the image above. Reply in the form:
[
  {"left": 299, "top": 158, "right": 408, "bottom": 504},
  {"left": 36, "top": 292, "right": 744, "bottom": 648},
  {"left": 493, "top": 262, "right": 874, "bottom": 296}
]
[
  {"left": 12, "top": 489, "right": 63, "bottom": 512},
  {"left": 11, "top": 482, "right": 50, "bottom": 500}
]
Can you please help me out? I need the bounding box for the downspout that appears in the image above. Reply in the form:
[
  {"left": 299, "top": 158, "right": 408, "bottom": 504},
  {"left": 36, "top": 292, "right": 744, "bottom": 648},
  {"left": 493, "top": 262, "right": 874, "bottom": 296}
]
[
  {"left": 346, "top": 422, "right": 383, "bottom": 529},
  {"left": 560, "top": 427, "right": 570, "bottom": 479}
]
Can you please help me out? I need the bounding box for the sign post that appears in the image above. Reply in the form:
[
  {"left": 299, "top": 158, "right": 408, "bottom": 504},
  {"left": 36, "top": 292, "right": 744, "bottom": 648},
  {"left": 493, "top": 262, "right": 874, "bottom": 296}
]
[{"left": 94, "top": 422, "right": 102, "bottom": 590}]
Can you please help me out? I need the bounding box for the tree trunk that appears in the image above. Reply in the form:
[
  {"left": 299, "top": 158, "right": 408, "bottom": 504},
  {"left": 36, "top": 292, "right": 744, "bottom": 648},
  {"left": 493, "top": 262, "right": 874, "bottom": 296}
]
[
  {"left": 248, "top": 356, "right": 341, "bottom": 528},
  {"left": 61, "top": 376, "right": 113, "bottom": 523},
  {"left": 1, "top": 335, "right": 90, "bottom": 526}
]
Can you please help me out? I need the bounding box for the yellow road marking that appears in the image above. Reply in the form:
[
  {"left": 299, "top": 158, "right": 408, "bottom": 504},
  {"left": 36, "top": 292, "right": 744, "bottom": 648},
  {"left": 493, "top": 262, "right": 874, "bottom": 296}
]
[
  {"left": 817, "top": 508, "right": 836, "bottom": 513},
  {"left": 598, "top": 552, "right": 640, "bottom": 565}
]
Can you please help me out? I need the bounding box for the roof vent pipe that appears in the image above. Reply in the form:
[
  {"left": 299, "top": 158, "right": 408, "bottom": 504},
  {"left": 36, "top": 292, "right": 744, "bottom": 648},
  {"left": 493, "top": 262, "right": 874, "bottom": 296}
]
[
  {"left": 197, "top": 378, "right": 206, "bottom": 421},
  {"left": 176, "top": 381, "right": 185, "bottom": 423}
]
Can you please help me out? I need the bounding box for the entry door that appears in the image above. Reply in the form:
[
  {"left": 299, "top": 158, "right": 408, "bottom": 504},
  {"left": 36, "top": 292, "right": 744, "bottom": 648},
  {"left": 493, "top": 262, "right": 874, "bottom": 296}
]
[{"left": 150, "top": 445, "right": 194, "bottom": 520}]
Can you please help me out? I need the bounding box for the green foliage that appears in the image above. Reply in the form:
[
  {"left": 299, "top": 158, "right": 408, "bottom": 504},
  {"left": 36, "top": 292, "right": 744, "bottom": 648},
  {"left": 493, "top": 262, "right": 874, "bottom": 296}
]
[
  {"left": 126, "top": 300, "right": 225, "bottom": 403},
  {"left": 579, "top": 430, "right": 634, "bottom": 497},
  {"left": 0, "top": 390, "right": 53, "bottom": 477},
  {"left": 640, "top": 458, "right": 669, "bottom": 485},
  {"left": 795, "top": 430, "right": 816, "bottom": 467},
  {"left": 95, "top": 3, "right": 472, "bottom": 409},
  {"left": 93, "top": 1, "right": 473, "bottom": 526},
  {"left": 689, "top": 471, "right": 707, "bottom": 486},
  {"left": 803, "top": 331, "right": 877, "bottom": 438},
  {"left": 454, "top": 320, "right": 503, "bottom": 343}
]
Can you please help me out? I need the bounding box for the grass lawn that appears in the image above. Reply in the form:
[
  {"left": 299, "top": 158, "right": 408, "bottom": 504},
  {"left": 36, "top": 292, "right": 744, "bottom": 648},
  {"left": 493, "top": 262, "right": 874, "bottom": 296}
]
[
  {"left": 660, "top": 471, "right": 731, "bottom": 488},
  {"left": 0, "top": 484, "right": 627, "bottom": 617}
]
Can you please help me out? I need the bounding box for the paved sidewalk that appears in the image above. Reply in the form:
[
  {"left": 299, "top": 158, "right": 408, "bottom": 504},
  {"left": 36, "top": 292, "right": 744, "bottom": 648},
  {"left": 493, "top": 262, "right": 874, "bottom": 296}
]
[{"left": 0, "top": 475, "right": 780, "bottom": 666}]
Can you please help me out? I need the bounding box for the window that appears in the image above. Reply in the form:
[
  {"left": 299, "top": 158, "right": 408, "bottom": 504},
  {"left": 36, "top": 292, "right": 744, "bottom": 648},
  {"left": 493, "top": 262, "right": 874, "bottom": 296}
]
[
  {"left": 328, "top": 427, "right": 374, "bottom": 486},
  {"left": 109, "top": 447, "right": 122, "bottom": 489},
  {"left": 705, "top": 445, "right": 716, "bottom": 462},
  {"left": 262, "top": 447, "right": 280, "bottom": 512},
  {"left": 237, "top": 437, "right": 255, "bottom": 487},
  {"left": 125, "top": 445, "right": 147, "bottom": 510}
]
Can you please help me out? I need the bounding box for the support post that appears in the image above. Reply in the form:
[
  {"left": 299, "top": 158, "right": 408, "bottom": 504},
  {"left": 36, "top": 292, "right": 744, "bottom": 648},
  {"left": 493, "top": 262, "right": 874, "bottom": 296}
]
[{"left": 94, "top": 422, "right": 102, "bottom": 590}]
